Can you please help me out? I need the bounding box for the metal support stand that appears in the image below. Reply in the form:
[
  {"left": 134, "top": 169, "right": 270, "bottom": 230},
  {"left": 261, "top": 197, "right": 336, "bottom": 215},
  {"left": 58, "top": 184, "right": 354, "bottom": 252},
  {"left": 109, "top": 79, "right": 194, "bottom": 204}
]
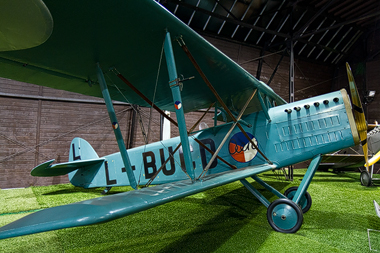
[
  {"left": 97, "top": 63, "right": 137, "bottom": 190},
  {"left": 164, "top": 32, "right": 195, "bottom": 180},
  {"left": 292, "top": 155, "right": 321, "bottom": 205},
  {"left": 368, "top": 229, "right": 380, "bottom": 251}
]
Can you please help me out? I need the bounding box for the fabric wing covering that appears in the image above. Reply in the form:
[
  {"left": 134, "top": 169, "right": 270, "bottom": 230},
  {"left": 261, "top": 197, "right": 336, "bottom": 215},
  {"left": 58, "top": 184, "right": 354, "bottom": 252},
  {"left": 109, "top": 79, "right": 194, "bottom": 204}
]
[
  {"left": 0, "top": 0, "right": 285, "bottom": 116},
  {"left": 0, "top": 164, "right": 275, "bottom": 239}
]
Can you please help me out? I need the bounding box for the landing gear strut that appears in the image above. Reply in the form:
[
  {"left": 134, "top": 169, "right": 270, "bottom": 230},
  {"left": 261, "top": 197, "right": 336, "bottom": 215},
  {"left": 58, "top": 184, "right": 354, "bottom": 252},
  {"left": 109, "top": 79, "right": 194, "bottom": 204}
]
[
  {"left": 241, "top": 155, "right": 320, "bottom": 233},
  {"left": 284, "top": 186, "right": 312, "bottom": 213}
]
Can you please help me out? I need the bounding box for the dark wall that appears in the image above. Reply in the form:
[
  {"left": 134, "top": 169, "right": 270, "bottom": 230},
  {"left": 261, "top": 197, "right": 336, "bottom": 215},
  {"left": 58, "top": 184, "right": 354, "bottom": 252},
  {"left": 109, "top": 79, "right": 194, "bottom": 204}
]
[
  {"left": 365, "top": 28, "right": 380, "bottom": 124},
  {"left": 0, "top": 79, "right": 134, "bottom": 187},
  {"left": 330, "top": 27, "right": 380, "bottom": 125},
  {"left": 0, "top": 79, "right": 218, "bottom": 188},
  {"left": 205, "top": 36, "right": 335, "bottom": 102}
]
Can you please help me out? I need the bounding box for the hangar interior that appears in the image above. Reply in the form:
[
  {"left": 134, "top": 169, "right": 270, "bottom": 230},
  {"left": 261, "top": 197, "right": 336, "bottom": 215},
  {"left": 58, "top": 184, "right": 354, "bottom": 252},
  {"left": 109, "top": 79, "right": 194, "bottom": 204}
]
[{"left": 1, "top": 0, "right": 380, "bottom": 189}]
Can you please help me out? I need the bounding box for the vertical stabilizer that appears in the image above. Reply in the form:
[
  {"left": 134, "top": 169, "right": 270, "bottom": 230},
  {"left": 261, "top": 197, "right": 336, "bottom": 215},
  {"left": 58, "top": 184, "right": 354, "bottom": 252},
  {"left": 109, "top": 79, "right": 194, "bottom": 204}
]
[{"left": 69, "top": 138, "right": 99, "bottom": 162}]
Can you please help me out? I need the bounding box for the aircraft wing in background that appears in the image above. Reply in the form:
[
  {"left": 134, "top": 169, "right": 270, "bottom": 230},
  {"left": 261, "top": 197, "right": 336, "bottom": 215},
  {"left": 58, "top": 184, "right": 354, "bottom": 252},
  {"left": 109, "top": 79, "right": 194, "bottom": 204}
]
[{"left": 0, "top": 0, "right": 285, "bottom": 117}]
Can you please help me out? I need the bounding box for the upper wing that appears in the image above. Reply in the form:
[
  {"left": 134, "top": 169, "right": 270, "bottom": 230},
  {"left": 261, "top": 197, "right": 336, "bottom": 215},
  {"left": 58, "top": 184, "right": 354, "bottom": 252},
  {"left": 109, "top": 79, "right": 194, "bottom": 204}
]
[
  {"left": 0, "top": 163, "right": 275, "bottom": 239},
  {"left": 0, "top": 0, "right": 285, "bottom": 115},
  {"left": 0, "top": 0, "right": 53, "bottom": 52}
]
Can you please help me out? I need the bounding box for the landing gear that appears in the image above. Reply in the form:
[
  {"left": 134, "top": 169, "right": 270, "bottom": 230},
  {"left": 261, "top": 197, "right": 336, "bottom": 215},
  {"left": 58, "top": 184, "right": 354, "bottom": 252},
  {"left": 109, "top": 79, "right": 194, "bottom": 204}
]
[
  {"left": 284, "top": 186, "right": 312, "bottom": 213},
  {"left": 360, "top": 170, "right": 372, "bottom": 187},
  {"left": 267, "top": 198, "right": 303, "bottom": 233},
  {"left": 243, "top": 155, "right": 321, "bottom": 233}
]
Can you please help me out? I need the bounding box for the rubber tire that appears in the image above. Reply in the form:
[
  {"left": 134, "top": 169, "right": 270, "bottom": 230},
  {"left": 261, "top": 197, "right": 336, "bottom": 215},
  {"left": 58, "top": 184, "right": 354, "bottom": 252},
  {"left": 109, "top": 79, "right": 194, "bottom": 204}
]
[
  {"left": 360, "top": 170, "right": 372, "bottom": 187},
  {"left": 267, "top": 198, "right": 303, "bottom": 233},
  {"left": 284, "top": 186, "right": 312, "bottom": 213}
]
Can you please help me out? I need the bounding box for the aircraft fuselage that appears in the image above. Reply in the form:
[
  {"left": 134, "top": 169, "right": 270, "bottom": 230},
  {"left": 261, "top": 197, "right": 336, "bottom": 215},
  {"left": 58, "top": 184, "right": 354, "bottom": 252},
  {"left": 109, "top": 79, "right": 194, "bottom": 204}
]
[{"left": 68, "top": 89, "right": 358, "bottom": 188}]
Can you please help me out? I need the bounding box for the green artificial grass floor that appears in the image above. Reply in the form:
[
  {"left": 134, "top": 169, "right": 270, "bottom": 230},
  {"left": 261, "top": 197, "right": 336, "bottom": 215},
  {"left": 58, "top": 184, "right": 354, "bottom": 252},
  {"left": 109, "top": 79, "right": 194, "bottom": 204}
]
[{"left": 1, "top": 170, "right": 380, "bottom": 252}]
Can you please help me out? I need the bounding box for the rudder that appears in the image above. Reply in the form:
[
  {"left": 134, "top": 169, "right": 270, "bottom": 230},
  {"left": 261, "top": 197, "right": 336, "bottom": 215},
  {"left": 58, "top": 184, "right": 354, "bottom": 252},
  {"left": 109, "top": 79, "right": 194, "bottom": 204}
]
[{"left": 69, "top": 137, "right": 99, "bottom": 162}]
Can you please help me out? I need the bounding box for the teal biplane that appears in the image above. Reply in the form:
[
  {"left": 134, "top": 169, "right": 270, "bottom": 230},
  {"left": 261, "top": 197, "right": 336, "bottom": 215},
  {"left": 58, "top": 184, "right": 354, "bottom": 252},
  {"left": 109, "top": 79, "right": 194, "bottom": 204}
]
[{"left": 0, "top": 0, "right": 369, "bottom": 238}]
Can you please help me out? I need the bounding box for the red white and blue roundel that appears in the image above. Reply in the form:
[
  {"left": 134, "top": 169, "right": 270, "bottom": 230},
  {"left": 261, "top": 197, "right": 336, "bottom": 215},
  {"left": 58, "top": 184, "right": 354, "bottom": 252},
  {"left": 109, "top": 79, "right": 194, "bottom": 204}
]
[
  {"left": 174, "top": 101, "right": 182, "bottom": 110},
  {"left": 229, "top": 132, "right": 258, "bottom": 163},
  {"left": 112, "top": 122, "right": 119, "bottom": 130}
]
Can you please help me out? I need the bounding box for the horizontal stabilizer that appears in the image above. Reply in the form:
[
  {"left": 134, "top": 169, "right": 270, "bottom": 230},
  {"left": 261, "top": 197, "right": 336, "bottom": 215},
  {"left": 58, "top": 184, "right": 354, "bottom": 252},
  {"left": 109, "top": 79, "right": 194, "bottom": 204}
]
[
  {"left": 0, "top": 163, "right": 275, "bottom": 239},
  {"left": 31, "top": 158, "right": 105, "bottom": 177}
]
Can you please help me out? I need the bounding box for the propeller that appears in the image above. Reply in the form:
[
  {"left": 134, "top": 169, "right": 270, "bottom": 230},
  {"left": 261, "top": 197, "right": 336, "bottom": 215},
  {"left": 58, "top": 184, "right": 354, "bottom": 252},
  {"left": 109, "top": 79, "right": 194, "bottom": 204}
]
[{"left": 346, "top": 63, "right": 369, "bottom": 171}]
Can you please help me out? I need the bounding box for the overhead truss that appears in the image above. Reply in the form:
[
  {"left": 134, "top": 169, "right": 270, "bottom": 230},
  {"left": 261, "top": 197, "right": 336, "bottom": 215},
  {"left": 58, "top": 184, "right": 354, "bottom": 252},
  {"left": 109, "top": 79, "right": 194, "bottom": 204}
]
[{"left": 158, "top": 0, "right": 380, "bottom": 65}]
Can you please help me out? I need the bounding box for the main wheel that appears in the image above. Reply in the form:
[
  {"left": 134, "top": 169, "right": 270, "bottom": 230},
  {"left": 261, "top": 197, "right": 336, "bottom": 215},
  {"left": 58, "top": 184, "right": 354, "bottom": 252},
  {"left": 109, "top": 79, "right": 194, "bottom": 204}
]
[
  {"left": 284, "top": 186, "right": 312, "bottom": 213},
  {"left": 267, "top": 198, "right": 303, "bottom": 233},
  {"left": 360, "top": 170, "right": 372, "bottom": 187}
]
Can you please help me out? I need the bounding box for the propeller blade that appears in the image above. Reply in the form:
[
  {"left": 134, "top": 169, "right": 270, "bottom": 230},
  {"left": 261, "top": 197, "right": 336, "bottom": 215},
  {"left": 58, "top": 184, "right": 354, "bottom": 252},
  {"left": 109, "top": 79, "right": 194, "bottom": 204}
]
[{"left": 346, "top": 63, "right": 369, "bottom": 170}]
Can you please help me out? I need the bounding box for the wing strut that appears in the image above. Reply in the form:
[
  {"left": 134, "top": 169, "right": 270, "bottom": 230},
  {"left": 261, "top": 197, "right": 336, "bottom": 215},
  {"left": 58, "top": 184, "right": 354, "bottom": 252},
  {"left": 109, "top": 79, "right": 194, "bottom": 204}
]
[
  {"left": 164, "top": 31, "right": 195, "bottom": 180},
  {"left": 145, "top": 103, "right": 214, "bottom": 186},
  {"left": 198, "top": 89, "right": 257, "bottom": 179},
  {"left": 177, "top": 37, "right": 272, "bottom": 165},
  {"left": 114, "top": 70, "right": 236, "bottom": 171},
  {"left": 113, "top": 69, "right": 179, "bottom": 127},
  {"left": 97, "top": 63, "right": 137, "bottom": 190},
  {"left": 257, "top": 92, "right": 271, "bottom": 121},
  {"left": 144, "top": 102, "right": 238, "bottom": 187}
]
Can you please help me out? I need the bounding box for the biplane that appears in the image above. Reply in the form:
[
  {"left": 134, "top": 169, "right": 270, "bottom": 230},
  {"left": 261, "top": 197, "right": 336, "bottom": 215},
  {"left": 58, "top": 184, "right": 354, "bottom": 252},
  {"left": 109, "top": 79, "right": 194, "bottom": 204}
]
[
  {"left": 0, "top": 0, "right": 370, "bottom": 238},
  {"left": 320, "top": 124, "right": 380, "bottom": 186}
]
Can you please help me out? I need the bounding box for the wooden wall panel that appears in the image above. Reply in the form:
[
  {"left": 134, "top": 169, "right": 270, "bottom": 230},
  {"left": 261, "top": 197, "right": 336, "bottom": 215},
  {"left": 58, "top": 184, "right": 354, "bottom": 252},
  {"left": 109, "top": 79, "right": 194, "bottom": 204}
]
[{"left": 0, "top": 96, "right": 39, "bottom": 188}]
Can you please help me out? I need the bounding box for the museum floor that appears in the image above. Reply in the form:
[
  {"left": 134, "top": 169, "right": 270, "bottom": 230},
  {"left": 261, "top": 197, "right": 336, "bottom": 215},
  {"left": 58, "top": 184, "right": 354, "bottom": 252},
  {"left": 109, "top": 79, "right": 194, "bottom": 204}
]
[{"left": 1, "top": 169, "right": 379, "bottom": 252}]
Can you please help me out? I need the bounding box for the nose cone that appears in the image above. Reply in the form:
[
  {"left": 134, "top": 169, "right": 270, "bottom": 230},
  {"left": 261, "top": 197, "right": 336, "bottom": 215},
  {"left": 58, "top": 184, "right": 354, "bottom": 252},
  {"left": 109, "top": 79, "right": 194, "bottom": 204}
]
[{"left": 0, "top": 0, "right": 53, "bottom": 51}]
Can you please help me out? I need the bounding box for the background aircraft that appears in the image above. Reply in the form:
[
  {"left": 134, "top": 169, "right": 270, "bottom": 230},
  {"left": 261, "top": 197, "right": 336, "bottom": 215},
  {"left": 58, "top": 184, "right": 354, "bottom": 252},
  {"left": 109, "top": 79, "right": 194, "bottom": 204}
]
[
  {"left": 0, "top": 0, "right": 369, "bottom": 239},
  {"left": 320, "top": 124, "right": 380, "bottom": 186}
]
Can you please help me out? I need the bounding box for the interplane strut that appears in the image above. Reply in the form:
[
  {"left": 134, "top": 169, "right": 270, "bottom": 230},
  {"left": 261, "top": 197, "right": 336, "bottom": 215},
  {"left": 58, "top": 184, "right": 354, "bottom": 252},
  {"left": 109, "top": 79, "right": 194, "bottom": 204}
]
[
  {"left": 145, "top": 102, "right": 215, "bottom": 187},
  {"left": 177, "top": 37, "right": 272, "bottom": 164},
  {"left": 97, "top": 63, "right": 137, "bottom": 190},
  {"left": 115, "top": 71, "right": 236, "bottom": 173}
]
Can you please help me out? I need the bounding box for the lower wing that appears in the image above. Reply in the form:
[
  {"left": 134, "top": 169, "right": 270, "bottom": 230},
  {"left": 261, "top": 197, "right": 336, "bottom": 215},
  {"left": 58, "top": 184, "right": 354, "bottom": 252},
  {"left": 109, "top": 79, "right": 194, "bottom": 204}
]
[
  {"left": 320, "top": 154, "right": 365, "bottom": 169},
  {"left": 0, "top": 163, "right": 275, "bottom": 239}
]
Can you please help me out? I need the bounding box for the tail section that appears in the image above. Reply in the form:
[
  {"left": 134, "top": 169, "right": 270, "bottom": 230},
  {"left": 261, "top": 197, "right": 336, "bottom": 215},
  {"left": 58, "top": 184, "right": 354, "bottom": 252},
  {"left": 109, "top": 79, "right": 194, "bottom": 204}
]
[
  {"left": 69, "top": 137, "right": 99, "bottom": 162},
  {"left": 31, "top": 138, "right": 104, "bottom": 178}
]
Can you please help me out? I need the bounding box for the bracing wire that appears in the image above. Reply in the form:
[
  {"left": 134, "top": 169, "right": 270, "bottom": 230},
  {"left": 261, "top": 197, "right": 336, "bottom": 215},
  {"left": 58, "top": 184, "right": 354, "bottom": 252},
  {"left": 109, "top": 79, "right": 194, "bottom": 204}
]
[
  {"left": 147, "top": 38, "right": 165, "bottom": 143},
  {"left": 239, "top": 49, "right": 284, "bottom": 66},
  {"left": 0, "top": 107, "right": 132, "bottom": 163},
  {"left": 105, "top": 71, "right": 192, "bottom": 184}
]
